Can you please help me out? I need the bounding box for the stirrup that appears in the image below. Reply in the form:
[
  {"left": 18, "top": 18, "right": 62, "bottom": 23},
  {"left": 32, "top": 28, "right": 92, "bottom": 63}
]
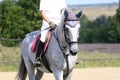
[{"left": 35, "top": 58, "right": 41, "bottom": 67}]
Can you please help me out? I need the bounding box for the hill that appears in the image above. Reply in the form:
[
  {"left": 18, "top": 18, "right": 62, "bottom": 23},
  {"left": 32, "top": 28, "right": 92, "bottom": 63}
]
[{"left": 68, "top": 3, "right": 119, "bottom": 20}]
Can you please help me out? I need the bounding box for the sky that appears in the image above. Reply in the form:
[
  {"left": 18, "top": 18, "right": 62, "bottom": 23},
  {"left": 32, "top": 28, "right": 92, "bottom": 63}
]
[
  {"left": 66, "top": 0, "right": 119, "bottom": 5},
  {"left": 0, "top": 0, "right": 119, "bottom": 5}
]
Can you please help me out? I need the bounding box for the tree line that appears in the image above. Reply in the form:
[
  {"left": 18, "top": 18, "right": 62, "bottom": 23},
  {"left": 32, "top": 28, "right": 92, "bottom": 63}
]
[
  {"left": 0, "top": 0, "right": 41, "bottom": 39},
  {"left": 0, "top": 0, "right": 120, "bottom": 46},
  {"left": 79, "top": 7, "right": 120, "bottom": 43}
]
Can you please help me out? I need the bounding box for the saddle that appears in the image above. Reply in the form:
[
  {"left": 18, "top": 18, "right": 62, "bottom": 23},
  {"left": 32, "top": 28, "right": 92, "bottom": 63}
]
[{"left": 31, "top": 31, "right": 53, "bottom": 53}]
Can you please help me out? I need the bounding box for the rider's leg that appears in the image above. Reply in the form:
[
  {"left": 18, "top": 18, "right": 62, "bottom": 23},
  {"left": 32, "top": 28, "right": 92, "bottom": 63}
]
[
  {"left": 35, "top": 40, "right": 44, "bottom": 66},
  {"left": 35, "top": 29, "right": 48, "bottom": 66}
]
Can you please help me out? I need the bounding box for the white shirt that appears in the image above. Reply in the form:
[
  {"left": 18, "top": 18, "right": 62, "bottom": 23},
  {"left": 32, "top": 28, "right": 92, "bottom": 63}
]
[{"left": 39, "top": 0, "right": 67, "bottom": 26}]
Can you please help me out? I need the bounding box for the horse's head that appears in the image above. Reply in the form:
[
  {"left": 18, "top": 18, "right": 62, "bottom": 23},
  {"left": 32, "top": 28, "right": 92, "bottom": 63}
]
[{"left": 63, "top": 10, "right": 82, "bottom": 55}]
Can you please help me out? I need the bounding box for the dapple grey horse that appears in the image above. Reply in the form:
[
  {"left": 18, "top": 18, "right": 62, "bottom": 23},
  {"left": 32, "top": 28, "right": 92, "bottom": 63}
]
[{"left": 16, "top": 10, "right": 82, "bottom": 80}]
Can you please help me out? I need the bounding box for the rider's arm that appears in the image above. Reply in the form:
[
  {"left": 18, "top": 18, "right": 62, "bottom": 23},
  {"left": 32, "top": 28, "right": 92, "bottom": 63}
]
[
  {"left": 41, "top": 10, "right": 51, "bottom": 24},
  {"left": 61, "top": 8, "right": 66, "bottom": 14}
]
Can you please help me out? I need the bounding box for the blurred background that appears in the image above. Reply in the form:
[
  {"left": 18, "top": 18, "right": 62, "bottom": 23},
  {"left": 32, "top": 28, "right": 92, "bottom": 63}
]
[{"left": 0, "top": 0, "right": 120, "bottom": 72}]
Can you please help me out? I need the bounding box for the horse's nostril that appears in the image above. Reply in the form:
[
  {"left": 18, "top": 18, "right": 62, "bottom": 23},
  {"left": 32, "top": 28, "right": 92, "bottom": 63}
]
[
  {"left": 70, "top": 50, "right": 77, "bottom": 56},
  {"left": 70, "top": 50, "right": 73, "bottom": 54}
]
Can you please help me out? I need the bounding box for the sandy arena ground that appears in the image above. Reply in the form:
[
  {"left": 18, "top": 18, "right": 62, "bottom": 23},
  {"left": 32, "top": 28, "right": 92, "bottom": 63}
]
[{"left": 1, "top": 68, "right": 120, "bottom": 80}]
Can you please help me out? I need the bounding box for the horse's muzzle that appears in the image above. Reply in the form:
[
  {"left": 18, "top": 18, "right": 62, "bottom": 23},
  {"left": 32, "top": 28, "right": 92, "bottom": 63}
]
[
  {"left": 70, "top": 43, "right": 79, "bottom": 56},
  {"left": 70, "top": 50, "right": 77, "bottom": 55}
]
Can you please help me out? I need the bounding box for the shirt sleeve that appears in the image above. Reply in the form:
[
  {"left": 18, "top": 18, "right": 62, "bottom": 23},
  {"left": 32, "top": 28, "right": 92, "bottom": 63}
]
[
  {"left": 39, "top": 0, "right": 47, "bottom": 11},
  {"left": 60, "top": 0, "right": 67, "bottom": 9}
]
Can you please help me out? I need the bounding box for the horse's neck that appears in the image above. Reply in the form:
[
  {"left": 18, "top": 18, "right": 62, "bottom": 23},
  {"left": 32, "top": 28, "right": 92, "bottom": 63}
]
[
  {"left": 55, "top": 23, "right": 67, "bottom": 48},
  {"left": 52, "top": 14, "right": 67, "bottom": 48}
]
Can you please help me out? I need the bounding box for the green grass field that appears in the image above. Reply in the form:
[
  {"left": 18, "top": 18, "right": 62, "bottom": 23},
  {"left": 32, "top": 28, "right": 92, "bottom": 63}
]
[
  {"left": 76, "top": 51, "right": 120, "bottom": 68},
  {"left": 0, "top": 46, "right": 120, "bottom": 71},
  {"left": 0, "top": 46, "right": 20, "bottom": 71}
]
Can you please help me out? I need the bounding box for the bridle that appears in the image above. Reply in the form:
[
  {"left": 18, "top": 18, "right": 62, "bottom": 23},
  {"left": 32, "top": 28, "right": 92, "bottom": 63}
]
[{"left": 63, "top": 16, "right": 80, "bottom": 45}]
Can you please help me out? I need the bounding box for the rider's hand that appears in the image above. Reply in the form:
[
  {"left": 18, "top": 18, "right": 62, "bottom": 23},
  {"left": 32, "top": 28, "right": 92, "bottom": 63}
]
[{"left": 49, "top": 21, "right": 57, "bottom": 31}]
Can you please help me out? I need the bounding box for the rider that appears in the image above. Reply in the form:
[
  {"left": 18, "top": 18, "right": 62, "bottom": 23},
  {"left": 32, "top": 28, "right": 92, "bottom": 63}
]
[{"left": 35, "top": 0, "right": 67, "bottom": 66}]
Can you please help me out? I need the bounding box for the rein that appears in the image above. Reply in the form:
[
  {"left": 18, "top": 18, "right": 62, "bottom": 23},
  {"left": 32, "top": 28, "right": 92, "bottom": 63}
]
[
  {"left": 41, "top": 27, "right": 51, "bottom": 31},
  {"left": 53, "top": 30, "right": 70, "bottom": 78}
]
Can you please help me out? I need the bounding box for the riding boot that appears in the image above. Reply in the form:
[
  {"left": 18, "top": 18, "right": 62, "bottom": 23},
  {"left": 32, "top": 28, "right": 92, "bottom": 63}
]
[{"left": 35, "top": 40, "right": 44, "bottom": 67}]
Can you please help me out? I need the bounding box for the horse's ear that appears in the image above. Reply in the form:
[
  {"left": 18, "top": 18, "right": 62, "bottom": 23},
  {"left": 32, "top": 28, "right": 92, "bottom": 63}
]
[
  {"left": 64, "top": 10, "right": 68, "bottom": 18},
  {"left": 76, "top": 10, "right": 82, "bottom": 18}
]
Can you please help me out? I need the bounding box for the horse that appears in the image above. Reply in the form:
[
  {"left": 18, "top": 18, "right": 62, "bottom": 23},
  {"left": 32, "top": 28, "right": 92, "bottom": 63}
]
[{"left": 16, "top": 10, "right": 82, "bottom": 80}]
